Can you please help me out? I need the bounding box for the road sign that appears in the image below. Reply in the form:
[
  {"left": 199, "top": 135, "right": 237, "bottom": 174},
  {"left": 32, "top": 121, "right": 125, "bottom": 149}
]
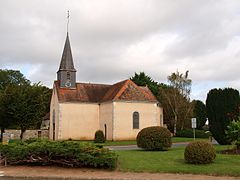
[{"left": 191, "top": 118, "right": 197, "bottom": 129}]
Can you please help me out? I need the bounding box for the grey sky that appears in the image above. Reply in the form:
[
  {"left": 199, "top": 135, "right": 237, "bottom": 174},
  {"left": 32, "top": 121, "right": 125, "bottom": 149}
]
[{"left": 1, "top": 0, "right": 240, "bottom": 101}]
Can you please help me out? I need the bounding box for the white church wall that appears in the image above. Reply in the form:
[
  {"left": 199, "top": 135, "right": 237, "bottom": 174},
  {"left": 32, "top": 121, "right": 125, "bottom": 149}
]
[
  {"left": 99, "top": 102, "right": 113, "bottom": 140},
  {"left": 113, "top": 101, "right": 163, "bottom": 140},
  {"left": 49, "top": 86, "right": 60, "bottom": 140},
  {"left": 59, "top": 102, "right": 99, "bottom": 140}
]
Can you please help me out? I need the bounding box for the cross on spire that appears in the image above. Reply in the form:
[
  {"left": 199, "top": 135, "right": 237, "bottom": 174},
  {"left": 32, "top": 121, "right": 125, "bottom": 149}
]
[{"left": 67, "top": 10, "right": 70, "bottom": 33}]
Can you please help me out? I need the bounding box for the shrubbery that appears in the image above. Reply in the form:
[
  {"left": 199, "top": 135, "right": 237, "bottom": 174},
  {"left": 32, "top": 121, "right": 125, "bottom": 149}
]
[
  {"left": 225, "top": 119, "right": 240, "bottom": 149},
  {"left": 0, "top": 139, "right": 117, "bottom": 169},
  {"left": 137, "top": 126, "right": 172, "bottom": 151},
  {"left": 176, "top": 129, "right": 209, "bottom": 138},
  {"left": 94, "top": 130, "right": 105, "bottom": 143},
  {"left": 184, "top": 141, "right": 216, "bottom": 164}
]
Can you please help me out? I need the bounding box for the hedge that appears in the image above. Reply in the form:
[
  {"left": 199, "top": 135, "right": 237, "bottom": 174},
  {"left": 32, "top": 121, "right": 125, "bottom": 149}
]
[
  {"left": 0, "top": 139, "right": 117, "bottom": 169},
  {"left": 176, "top": 129, "right": 210, "bottom": 138}
]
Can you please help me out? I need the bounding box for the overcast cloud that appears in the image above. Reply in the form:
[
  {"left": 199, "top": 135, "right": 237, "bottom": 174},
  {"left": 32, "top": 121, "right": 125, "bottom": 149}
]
[{"left": 1, "top": 0, "right": 240, "bottom": 101}]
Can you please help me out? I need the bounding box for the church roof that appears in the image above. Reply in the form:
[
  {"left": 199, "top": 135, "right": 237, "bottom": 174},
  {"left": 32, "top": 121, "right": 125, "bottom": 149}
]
[
  {"left": 55, "top": 79, "right": 157, "bottom": 103},
  {"left": 58, "top": 33, "right": 76, "bottom": 72}
]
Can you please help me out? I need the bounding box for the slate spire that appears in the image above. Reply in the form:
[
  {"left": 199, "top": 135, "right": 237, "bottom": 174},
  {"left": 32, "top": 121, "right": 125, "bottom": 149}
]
[
  {"left": 57, "top": 33, "right": 76, "bottom": 88},
  {"left": 58, "top": 33, "right": 76, "bottom": 71}
]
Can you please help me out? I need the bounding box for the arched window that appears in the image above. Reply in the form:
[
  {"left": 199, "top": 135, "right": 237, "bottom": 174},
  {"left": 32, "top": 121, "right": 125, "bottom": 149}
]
[{"left": 133, "top": 111, "right": 139, "bottom": 129}]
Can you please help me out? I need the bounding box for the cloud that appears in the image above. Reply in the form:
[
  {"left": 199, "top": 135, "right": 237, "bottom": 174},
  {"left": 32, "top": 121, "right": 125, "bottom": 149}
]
[{"left": 0, "top": 0, "right": 240, "bottom": 101}]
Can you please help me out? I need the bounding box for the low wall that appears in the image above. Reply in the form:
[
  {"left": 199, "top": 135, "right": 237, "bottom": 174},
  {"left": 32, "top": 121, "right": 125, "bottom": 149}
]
[{"left": 4, "top": 129, "right": 49, "bottom": 140}]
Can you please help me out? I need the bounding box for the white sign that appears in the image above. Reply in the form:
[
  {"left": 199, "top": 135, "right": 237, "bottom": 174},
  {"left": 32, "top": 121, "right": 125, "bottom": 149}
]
[{"left": 191, "top": 118, "right": 197, "bottom": 129}]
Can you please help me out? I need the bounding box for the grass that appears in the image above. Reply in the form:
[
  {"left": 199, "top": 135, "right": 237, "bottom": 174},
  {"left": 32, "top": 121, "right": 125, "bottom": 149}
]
[
  {"left": 116, "top": 145, "right": 240, "bottom": 176},
  {"left": 68, "top": 137, "right": 208, "bottom": 146}
]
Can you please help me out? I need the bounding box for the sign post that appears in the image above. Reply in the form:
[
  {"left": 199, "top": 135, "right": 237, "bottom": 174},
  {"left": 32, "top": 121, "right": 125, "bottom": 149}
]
[{"left": 191, "top": 118, "right": 197, "bottom": 141}]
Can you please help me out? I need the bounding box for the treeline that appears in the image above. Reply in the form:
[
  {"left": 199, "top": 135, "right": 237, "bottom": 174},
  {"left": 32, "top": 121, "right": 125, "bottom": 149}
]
[
  {"left": 131, "top": 72, "right": 240, "bottom": 145},
  {"left": 0, "top": 69, "right": 51, "bottom": 140},
  {"left": 131, "top": 71, "right": 196, "bottom": 134}
]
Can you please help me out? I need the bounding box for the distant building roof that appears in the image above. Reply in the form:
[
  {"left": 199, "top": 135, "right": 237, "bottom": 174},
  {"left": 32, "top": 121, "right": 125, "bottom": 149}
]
[{"left": 55, "top": 79, "right": 157, "bottom": 103}]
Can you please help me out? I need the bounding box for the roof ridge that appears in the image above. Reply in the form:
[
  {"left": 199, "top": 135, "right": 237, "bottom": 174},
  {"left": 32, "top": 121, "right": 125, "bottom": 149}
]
[
  {"left": 113, "top": 79, "right": 130, "bottom": 100},
  {"left": 138, "top": 85, "right": 154, "bottom": 99},
  {"left": 127, "top": 80, "right": 149, "bottom": 98},
  {"left": 76, "top": 82, "right": 111, "bottom": 86}
]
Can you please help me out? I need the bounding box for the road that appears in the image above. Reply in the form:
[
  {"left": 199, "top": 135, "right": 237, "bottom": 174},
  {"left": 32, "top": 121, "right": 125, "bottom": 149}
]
[{"left": 105, "top": 141, "right": 218, "bottom": 151}]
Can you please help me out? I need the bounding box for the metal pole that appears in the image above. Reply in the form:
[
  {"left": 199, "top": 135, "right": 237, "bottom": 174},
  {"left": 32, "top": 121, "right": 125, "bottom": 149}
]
[{"left": 193, "top": 128, "right": 195, "bottom": 141}]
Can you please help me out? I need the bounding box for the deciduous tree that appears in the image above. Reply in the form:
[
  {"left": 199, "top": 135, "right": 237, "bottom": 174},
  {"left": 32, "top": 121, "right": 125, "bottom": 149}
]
[
  {"left": 0, "top": 69, "right": 30, "bottom": 140},
  {"left": 159, "top": 71, "right": 193, "bottom": 134},
  {"left": 5, "top": 83, "right": 51, "bottom": 139}
]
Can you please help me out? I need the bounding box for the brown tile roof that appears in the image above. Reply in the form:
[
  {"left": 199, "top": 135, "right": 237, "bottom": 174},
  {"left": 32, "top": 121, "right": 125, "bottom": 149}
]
[{"left": 55, "top": 79, "right": 158, "bottom": 103}]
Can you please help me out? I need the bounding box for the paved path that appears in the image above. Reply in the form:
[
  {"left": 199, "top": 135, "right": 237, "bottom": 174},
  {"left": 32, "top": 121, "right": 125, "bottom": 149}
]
[
  {"left": 0, "top": 166, "right": 239, "bottom": 180},
  {"left": 105, "top": 141, "right": 209, "bottom": 151}
]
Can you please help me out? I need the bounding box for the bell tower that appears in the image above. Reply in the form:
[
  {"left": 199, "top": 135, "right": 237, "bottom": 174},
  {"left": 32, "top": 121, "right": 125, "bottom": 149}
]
[
  {"left": 57, "top": 11, "right": 76, "bottom": 88},
  {"left": 57, "top": 33, "right": 76, "bottom": 88}
]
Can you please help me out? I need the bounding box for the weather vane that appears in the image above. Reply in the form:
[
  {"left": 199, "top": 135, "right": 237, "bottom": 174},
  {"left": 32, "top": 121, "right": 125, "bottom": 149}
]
[{"left": 67, "top": 10, "right": 70, "bottom": 33}]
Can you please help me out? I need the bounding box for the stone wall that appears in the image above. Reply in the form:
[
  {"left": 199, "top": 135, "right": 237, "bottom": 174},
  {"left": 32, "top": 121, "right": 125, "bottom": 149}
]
[{"left": 4, "top": 129, "right": 49, "bottom": 140}]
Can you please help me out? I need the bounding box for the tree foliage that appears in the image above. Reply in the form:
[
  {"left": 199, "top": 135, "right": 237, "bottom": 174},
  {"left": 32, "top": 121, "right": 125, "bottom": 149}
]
[
  {"left": 4, "top": 83, "right": 51, "bottom": 139},
  {"left": 192, "top": 100, "right": 207, "bottom": 129},
  {"left": 159, "top": 71, "right": 193, "bottom": 134},
  {"left": 0, "top": 69, "right": 30, "bottom": 90},
  {"left": 131, "top": 71, "right": 193, "bottom": 134},
  {"left": 225, "top": 119, "right": 240, "bottom": 149},
  {"left": 130, "top": 72, "right": 166, "bottom": 97},
  {"left": 0, "top": 69, "right": 30, "bottom": 140},
  {"left": 206, "top": 88, "right": 240, "bottom": 145},
  {"left": 0, "top": 69, "right": 51, "bottom": 140}
]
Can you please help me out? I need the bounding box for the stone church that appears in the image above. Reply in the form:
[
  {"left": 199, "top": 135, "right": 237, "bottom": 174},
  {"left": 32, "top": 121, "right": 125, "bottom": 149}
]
[{"left": 49, "top": 33, "right": 163, "bottom": 141}]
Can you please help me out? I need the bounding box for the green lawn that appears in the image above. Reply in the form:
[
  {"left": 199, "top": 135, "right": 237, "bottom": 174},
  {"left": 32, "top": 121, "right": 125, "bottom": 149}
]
[
  {"left": 116, "top": 145, "right": 240, "bottom": 176},
  {"left": 70, "top": 137, "right": 208, "bottom": 146}
]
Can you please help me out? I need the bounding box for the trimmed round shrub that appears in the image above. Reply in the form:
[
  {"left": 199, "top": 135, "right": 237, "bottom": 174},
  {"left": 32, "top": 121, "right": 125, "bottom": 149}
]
[
  {"left": 137, "top": 126, "right": 172, "bottom": 151},
  {"left": 94, "top": 130, "right": 106, "bottom": 143},
  {"left": 184, "top": 141, "right": 216, "bottom": 164}
]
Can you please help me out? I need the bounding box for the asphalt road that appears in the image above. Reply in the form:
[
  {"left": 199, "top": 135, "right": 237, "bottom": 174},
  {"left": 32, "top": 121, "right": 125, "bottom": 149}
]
[{"left": 105, "top": 141, "right": 218, "bottom": 151}]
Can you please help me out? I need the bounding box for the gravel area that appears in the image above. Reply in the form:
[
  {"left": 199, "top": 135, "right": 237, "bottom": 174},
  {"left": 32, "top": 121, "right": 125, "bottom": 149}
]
[{"left": 0, "top": 166, "right": 239, "bottom": 180}]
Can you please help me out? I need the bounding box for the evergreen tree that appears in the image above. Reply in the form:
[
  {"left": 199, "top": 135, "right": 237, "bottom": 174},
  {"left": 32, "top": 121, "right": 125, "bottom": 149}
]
[
  {"left": 206, "top": 88, "right": 240, "bottom": 145},
  {"left": 130, "top": 72, "right": 166, "bottom": 97},
  {"left": 192, "top": 100, "right": 207, "bottom": 129}
]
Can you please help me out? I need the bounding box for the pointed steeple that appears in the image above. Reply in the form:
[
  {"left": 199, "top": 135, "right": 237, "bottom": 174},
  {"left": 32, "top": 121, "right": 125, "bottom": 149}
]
[
  {"left": 58, "top": 33, "right": 76, "bottom": 71},
  {"left": 57, "top": 33, "right": 76, "bottom": 88}
]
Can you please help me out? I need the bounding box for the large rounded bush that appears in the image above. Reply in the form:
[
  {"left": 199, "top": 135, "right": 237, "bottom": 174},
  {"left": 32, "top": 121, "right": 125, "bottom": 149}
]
[
  {"left": 184, "top": 141, "right": 216, "bottom": 164},
  {"left": 94, "top": 130, "right": 105, "bottom": 143},
  {"left": 137, "top": 126, "right": 172, "bottom": 150}
]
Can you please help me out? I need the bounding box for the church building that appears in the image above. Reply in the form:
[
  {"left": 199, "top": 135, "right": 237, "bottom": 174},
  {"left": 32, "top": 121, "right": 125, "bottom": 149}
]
[{"left": 49, "top": 33, "right": 163, "bottom": 141}]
